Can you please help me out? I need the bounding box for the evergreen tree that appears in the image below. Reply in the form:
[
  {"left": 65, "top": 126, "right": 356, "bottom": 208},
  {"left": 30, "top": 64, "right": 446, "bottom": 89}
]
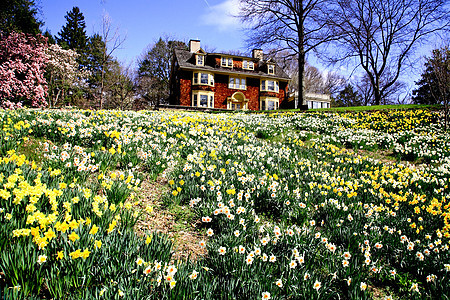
[
  {"left": 333, "top": 84, "right": 362, "bottom": 107},
  {"left": 412, "top": 66, "right": 438, "bottom": 105},
  {"left": 138, "top": 37, "right": 186, "bottom": 106},
  {"left": 85, "top": 34, "right": 106, "bottom": 90},
  {"left": 43, "top": 29, "right": 56, "bottom": 45},
  {"left": 0, "top": 0, "right": 42, "bottom": 35},
  {"left": 56, "top": 7, "right": 87, "bottom": 52},
  {"left": 413, "top": 47, "right": 450, "bottom": 105}
]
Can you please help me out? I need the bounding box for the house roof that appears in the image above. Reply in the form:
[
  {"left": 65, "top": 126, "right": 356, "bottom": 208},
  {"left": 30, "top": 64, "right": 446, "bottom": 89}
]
[{"left": 174, "top": 49, "right": 290, "bottom": 81}]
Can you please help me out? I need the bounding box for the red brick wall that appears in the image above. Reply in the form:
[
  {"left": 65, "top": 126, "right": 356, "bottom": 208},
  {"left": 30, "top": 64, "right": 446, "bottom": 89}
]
[
  {"left": 177, "top": 69, "right": 289, "bottom": 110},
  {"left": 179, "top": 71, "right": 192, "bottom": 106},
  {"left": 213, "top": 75, "right": 262, "bottom": 109},
  {"left": 279, "top": 81, "right": 288, "bottom": 106}
]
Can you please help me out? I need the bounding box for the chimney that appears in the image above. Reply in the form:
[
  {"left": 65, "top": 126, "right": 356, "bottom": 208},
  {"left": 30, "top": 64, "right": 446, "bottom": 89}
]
[
  {"left": 252, "top": 49, "right": 263, "bottom": 60},
  {"left": 189, "top": 39, "right": 201, "bottom": 53}
]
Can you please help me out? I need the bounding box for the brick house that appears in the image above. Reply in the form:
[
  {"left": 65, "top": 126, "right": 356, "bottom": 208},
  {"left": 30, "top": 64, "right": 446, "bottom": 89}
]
[{"left": 169, "top": 40, "right": 290, "bottom": 110}]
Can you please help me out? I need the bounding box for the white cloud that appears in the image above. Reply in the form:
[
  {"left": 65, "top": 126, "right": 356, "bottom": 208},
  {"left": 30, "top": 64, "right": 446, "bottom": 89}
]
[{"left": 201, "top": 0, "right": 242, "bottom": 31}]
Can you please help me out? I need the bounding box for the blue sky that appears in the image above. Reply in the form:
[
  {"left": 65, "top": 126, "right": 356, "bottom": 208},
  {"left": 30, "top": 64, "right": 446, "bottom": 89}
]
[
  {"left": 39, "top": 0, "right": 442, "bottom": 97},
  {"left": 40, "top": 0, "right": 246, "bottom": 65}
]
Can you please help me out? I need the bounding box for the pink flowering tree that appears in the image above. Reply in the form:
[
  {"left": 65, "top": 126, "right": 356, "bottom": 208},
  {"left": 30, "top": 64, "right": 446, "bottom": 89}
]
[{"left": 0, "top": 31, "right": 48, "bottom": 108}]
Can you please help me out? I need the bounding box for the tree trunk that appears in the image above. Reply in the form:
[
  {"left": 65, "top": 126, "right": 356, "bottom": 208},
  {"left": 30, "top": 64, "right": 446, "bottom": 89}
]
[
  {"left": 444, "top": 100, "right": 448, "bottom": 131},
  {"left": 298, "top": 53, "right": 305, "bottom": 108},
  {"left": 54, "top": 89, "right": 61, "bottom": 108},
  {"left": 374, "top": 75, "right": 381, "bottom": 105},
  {"left": 100, "top": 41, "right": 107, "bottom": 110},
  {"left": 100, "top": 67, "right": 104, "bottom": 110}
]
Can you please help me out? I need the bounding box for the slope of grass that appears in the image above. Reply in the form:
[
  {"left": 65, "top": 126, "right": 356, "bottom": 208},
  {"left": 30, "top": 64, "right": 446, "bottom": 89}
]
[{"left": 308, "top": 104, "right": 441, "bottom": 112}]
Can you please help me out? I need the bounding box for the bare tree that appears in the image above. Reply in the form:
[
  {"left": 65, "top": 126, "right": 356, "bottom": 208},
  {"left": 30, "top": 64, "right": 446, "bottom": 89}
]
[
  {"left": 323, "top": 71, "right": 346, "bottom": 96},
  {"left": 221, "top": 49, "right": 247, "bottom": 56},
  {"left": 239, "top": 0, "right": 334, "bottom": 108},
  {"left": 327, "top": 0, "right": 449, "bottom": 105},
  {"left": 355, "top": 72, "right": 407, "bottom": 106},
  {"left": 268, "top": 49, "right": 299, "bottom": 92},
  {"left": 103, "top": 61, "right": 135, "bottom": 110},
  {"left": 269, "top": 50, "right": 346, "bottom": 96},
  {"left": 355, "top": 75, "right": 374, "bottom": 106},
  {"left": 98, "top": 12, "right": 126, "bottom": 109},
  {"left": 304, "top": 62, "right": 324, "bottom": 93}
]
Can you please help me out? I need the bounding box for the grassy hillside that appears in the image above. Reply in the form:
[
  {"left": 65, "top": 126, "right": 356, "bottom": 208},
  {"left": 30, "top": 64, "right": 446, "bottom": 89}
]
[{"left": 0, "top": 107, "right": 448, "bottom": 299}]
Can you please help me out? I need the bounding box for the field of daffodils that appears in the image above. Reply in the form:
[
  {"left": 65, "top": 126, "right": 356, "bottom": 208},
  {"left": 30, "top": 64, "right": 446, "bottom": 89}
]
[{"left": 0, "top": 108, "right": 449, "bottom": 299}]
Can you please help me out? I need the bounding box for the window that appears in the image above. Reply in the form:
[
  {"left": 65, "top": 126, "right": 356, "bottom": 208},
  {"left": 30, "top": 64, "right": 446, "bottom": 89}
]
[
  {"left": 260, "top": 79, "right": 279, "bottom": 92},
  {"left": 228, "top": 77, "right": 246, "bottom": 90},
  {"left": 243, "top": 60, "right": 254, "bottom": 70},
  {"left": 260, "top": 97, "right": 279, "bottom": 110},
  {"left": 193, "top": 72, "right": 214, "bottom": 86},
  {"left": 268, "top": 64, "right": 275, "bottom": 74},
  {"left": 200, "top": 73, "right": 208, "bottom": 84},
  {"left": 192, "top": 91, "right": 215, "bottom": 108},
  {"left": 196, "top": 55, "right": 204, "bottom": 66},
  {"left": 221, "top": 57, "right": 233, "bottom": 68}
]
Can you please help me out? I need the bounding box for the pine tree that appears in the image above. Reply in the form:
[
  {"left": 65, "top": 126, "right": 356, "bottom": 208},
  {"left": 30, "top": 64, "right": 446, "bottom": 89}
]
[
  {"left": 0, "top": 0, "right": 42, "bottom": 35},
  {"left": 413, "top": 47, "right": 450, "bottom": 105},
  {"left": 43, "top": 30, "right": 56, "bottom": 45},
  {"left": 333, "top": 84, "right": 362, "bottom": 107},
  {"left": 56, "top": 7, "right": 87, "bottom": 52},
  {"left": 412, "top": 66, "right": 438, "bottom": 105},
  {"left": 138, "top": 37, "right": 186, "bottom": 106},
  {"left": 85, "top": 33, "right": 106, "bottom": 90}
]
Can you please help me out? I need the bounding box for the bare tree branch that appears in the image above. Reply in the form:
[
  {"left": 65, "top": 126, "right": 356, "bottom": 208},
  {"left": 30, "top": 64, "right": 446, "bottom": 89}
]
[
  {"left": 238, "top": 0, "right": 336, "bottom": 108},
  {"left": 98, "top": 12, "right": 126, "bottom": 109},
  {"left": 327, "top": 0, "right": 449, "bottom": 105}
]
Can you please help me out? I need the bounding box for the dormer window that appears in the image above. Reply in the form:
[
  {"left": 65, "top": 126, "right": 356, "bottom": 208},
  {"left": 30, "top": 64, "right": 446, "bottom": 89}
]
[
  {"left": 268, "top": 64, "right": 275, "bottom": 74},
  {"left": 196, "top": 55, "right": 204, "bottom": 66},
  {"left": 221, "top": 57, "right": 233, "bottom": 68},
  {"left": 243, "top": 60, "right": 254, "bottom": 70}
]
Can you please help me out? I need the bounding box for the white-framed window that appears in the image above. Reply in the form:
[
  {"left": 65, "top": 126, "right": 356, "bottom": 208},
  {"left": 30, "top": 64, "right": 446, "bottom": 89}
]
[
  {"left": 221, "top": 56, "right": 233, "bottom": 68},
  {"left": 193, "top": 72, "right": 214, "bottom": 86},
  {"left": 228, "top": 77, "right": 246, "bottom": 90},
  {"left": 260, "top": 97, "right": 279, "bottom": 110},
  {"left": 229, "top": 102, "right": 245, "bottom": 110},
  {"left": 268, "top": 64, "right": 275, "bottom": 74},
  {"left": 196, "top": 55, "right": 204, "bottom": 66},
  {"left": 243, "top": 60, "right": 254, "bottom": 70},
  {"left": 192, "top": 91, "right": 215, "bottom": 108},
  {"left": 260, "top": 79, "right": 279, "bottom": 92},
  {"left": 308, "top": 101, "right": 329, "bottom": 109}
]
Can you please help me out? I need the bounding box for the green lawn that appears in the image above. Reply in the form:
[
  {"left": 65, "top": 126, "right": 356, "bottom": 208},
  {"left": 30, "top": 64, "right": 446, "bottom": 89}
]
[{"left": 307, "top": 104, "right": 441, "bottom": 112}]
